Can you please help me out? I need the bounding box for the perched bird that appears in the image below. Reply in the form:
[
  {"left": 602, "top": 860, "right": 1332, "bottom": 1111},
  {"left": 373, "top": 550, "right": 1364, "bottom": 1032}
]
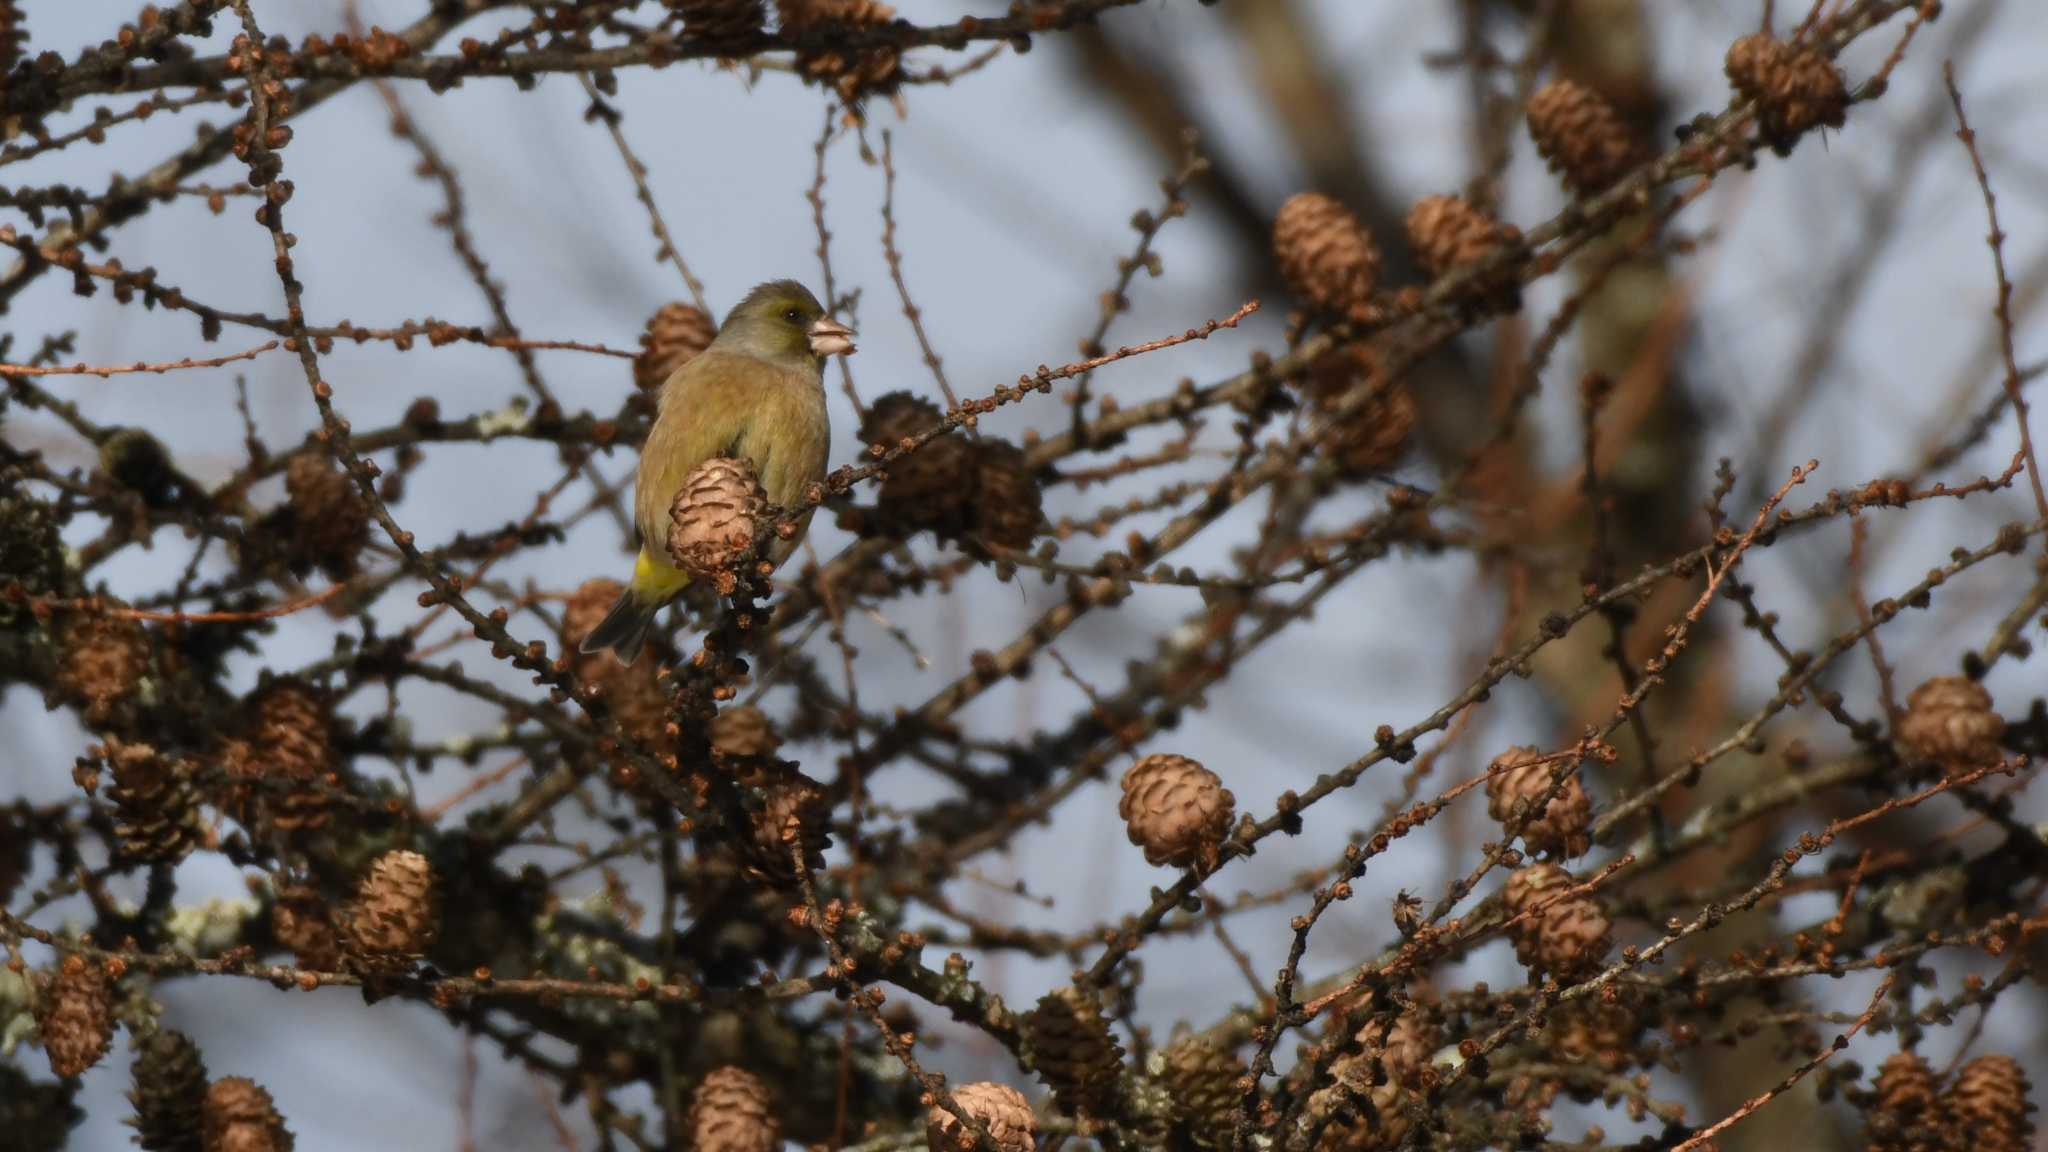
[{"left": 580, "top": 280, "right": 854, "bottom": 663}]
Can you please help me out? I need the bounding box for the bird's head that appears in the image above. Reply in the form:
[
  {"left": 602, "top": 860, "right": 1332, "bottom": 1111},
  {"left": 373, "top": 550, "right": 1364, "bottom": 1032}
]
[{"left": 716, "top": 279, "right": 856, "bottom": 367}]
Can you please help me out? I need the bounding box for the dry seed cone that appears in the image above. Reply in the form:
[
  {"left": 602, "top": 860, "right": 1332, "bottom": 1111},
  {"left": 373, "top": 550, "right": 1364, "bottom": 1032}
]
[
  {"left": 1526, "top": 79, "right": 1639, "bottom": 194},
  {"left": 926, "top": 1081, "right": 1036, "bottom": 1152},
  {"left": 53, "top": 608, "right": 148, "bottom": 727},
  {"left": 283, "top": 452, "right": 368, "bottom": 577},
  {"left": 128, "top": 1028, "right": 209, "bottom": 1152},
  {"left": 1502, "top": 863, "right": 1610, "bottom": 983},
  {"left": 668, "top": 457, "right": 768, "bottom": 583},
  {"left": 1942, "top": 1055, "right": 2033, "bottom": 1152},
  {"left": 102, "top": 737, "right": 204, "bottom": 864},
  {"left": 1161, "top": 1035, "right": 1247, "bottom": 1149},
  {"left": 688, "top": 1065, "right": 778, "bottom": 1152},
  {"left": 36, "top": 954, "right": 114, "bottom": 1078},
  {"left": 1482, "top": 746, "right": 1591, "bottom": 859},
  {"left": 202, "top": 1076, "right": 294, "bottom": 1152},
  {"left": 634, "top": 301, "right": 717, "bottom": 389},
  {"left": 1897, "top": 676, "right": 2003, "bottom": 764},
  {"left": 1118, "top": 754, "right": 1235, "bottom": 870},
  {"left": 1027, "top": 986, "right": 1124, "bottom": 1117},
  {"left": 970, "top": 440, "right": 1042, "bottom": 551},
  {"left": 342, "top": 849, "right": 438, "bottom": 969},
  {"left": 1272, "top": 192, "right": 1379, "bottom": 322}
]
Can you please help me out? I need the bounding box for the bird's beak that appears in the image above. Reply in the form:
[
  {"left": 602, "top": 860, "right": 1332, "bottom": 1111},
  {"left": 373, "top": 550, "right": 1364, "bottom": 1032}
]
[{"left": 808, "top": 316, "right": 856, "bottom": 358}]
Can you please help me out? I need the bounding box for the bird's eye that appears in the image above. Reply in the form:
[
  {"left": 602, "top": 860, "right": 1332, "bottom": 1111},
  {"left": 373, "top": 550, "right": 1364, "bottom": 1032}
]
[{"left": 785, "top": 308, "right": 801, "bottom": 322}]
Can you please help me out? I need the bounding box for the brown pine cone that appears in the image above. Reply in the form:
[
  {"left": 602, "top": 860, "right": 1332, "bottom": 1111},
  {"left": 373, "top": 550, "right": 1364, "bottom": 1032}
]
[
  {"left": 927, "top": 1081, "right": 1037, "bottom": 1152},
  {"left": 283, "top": 452, "right": 368, "bottom": 577},
  {"left": 342, "top": 849, "right": 437, "bottom": 968},
  {"left": 101, "top": 737, "right": 203, "bottom": 864},
  {"left": 746, "top": 780, "right": 830, "bottom": 882},
  {"left": 711, "top": 704, "right": 781, "bottom": 762},
  {"left": 1526, "top": 79, "right": 1639, "bottom": 194},
  {"left": 1482, "top": 746, "right": 1592, "bottom": 859},
  {"left": 688, "top": 1066, "right": 778, "bottom": 1152},
  {"left": 861, "top": 392, "right": 976, "bottom": 537},
  {"left": 971, "top": 440, "right": 1042, "bottom": 551},
  {"left": 1304, "top": 345, "right": 1415, "bottom": 477},
  {"left": 54, "top": 608, "right": 149, "bottom": 727},
  {"left": 1309, "top": 1017, "right": 1419, "bottom": 1152},
  {"left": 1502, "top": 863, "right": 1611, "bottom": 983},
  {"left": 1405, "top": 194, "right": 1520, "bottom": 280},
  {"left": 1026, "top": 986, "right": 1124, "bottom": 1117},
  {"left": 670, "top": 0, "right": 766, "bottom": 42},
  {"left": 634, "top": 301, "right": 717, "bottom": 390},
  {"left": 860, "top": 390, "right": 944, "bottom": 448},
  {"left": 1864, "top": 1051, "right": 1939, "bottom": 1152},
  {"left": 270, "top": 886, "right": 340, "bottom": 971},
  {"left": 667, "top": 456, "right": 767, "bottom": 583},
  {"left": 1551, "top": 989, "right": 1642, "bottom": 1073},
  {"left": 1352, "top": 1008, "right": 1436, "bottom": 1085},
  {"left": 558, "top": 578, "right": 672, "bottom": 757},
  {"left": 880, "top": 434, "right": 977, "bottom": 538},
  {"left": 562, "top": 577, "right": 627, "bottom": 682},
  {"left": 1724, "top": 33, "right": 1847, "bottom": 147},
  {"left": 1942, "top": 1055, "right": 2034, "bottom": 1152},
  {"left": 1273, "top": 192, "right": 1379, "bottom": 322},
  {"left": 130, "top": 1028, "right": 210, "bottom": 1152},
  {"left": 221, "top": 679, "right": 335, "bottom": 837},
  {"left": 1161, "top": 1035, "right": 1247, "bottom": 1149},
  {"left": 1118, "top": 753, "right": 1235, "bottom": 870},
  {"left": 36, "top": 953, "right": 115, "bottom": 1078},
  {"left": 201, "top": 1076, "right": 294, "bottom": 1152},
  {"left": 774, "top": 0, "right": 901, "bottom": 101},
  {"left": 1896, "top": 676, "right": 2004, "bottom": 765}
]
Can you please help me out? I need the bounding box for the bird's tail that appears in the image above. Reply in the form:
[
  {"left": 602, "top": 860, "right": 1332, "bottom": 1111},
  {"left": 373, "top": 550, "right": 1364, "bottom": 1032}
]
[{"left": 579, "top": 550, "right": 690, "bottom": 665}]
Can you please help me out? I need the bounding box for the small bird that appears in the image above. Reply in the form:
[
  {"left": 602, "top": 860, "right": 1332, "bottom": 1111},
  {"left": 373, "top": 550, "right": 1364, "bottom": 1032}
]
[{"left": 580, "top": 279, "right": 854, "bottom": 663}]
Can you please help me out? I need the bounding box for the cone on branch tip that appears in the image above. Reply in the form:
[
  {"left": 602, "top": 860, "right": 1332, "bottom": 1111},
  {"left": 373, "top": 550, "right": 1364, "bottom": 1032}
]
[
  {"left": 1303, "top": 345, "right": 1415, "bottom": 477},
  {"left": 711, "top": 704, "right": 781, "bottom": 773},
  {"left": 283, "top": 452, "right": 368, "bottom": 578},
  {"left": 1483, "top": 746, "right": 1592, "bottom": 859},
  {"left": 1160, "top": 1035, "right": 1248, "bottom": 1149},
  {"left": 1724, "top": 33, "right": 1847, "bottom": 149},
  {"left": 667, "top": 456, "right": 768, "bottom": 586},
  {"left": 971, "top": 439, "right": 1042, "bottom": 551},
  {"left": 1526, "top": 79, "right": 1639, "bottom": 194},
  {"left": 53, "top": 608, "right": 148, "bottom": 727},
  {"left": 101, "top": 736, "right": 204, "bottom": 864},
  {"left": 271, "top": 886, "right": 340, "bottom": 971},
  {"left": 202, "top": 1076, "right": 294, "bottom": 1152},
  {"left": 1896, "top": 676, "right": 2003, "bottom": 765},
  {"left": 1942, "top": 1055, "right": 2034, "bottom": 1152},
  {"left": 926, "top": 1081, "right": 1037, "bottom": 1152},
  {"left": 688, "top": 1066, "right": 778, "bottom": 1152},
  {"left": 1405, "top": 194, "right": 1523, "bottom": 311},
  {"left": 1118, "top": 753, "right": 1235, "bottom": 870},
  {"left": 220, "top": 679, "right": 335, "bottom": 837},
  {"left": 1273, "top": 192, "right": 1379, "bottom": 323},
  {"left": 634, "top": 301, "right": 717, "bottom": 390},
  {"left": 1026, "top": 986, "right": 1124, "bottom": 1117},
  {"left": 129, "top": 1028, "right": 209, "bottom": 1152},
  {"left": 36, "top": 953, "right": 114, "bottom": 1079},
  {"left": 1502, "top": 863, "right": 1610, "bottom": 983},
  {"left": 342, "top": 849, "right": 437, "bottom": 969},
  {"left": 773, "top": 0, "right": 902, "bottom": 102},
  {"left": 1862, "top": 1051, "right": 1938, "bottom": 1152}
]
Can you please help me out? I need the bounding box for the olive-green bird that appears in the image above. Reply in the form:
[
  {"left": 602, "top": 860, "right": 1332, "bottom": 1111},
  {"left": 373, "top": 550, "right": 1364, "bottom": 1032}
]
[{"left": 581, "top": 280, "right": 853, "bottom": 663}]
